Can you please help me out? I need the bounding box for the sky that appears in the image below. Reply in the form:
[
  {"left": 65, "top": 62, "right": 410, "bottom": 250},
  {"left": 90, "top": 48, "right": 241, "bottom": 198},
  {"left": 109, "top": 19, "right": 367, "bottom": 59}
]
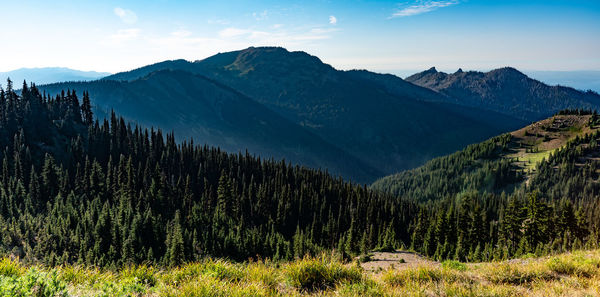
[{"left": 1, "top": 0, "right": 599, "bottom": 75}]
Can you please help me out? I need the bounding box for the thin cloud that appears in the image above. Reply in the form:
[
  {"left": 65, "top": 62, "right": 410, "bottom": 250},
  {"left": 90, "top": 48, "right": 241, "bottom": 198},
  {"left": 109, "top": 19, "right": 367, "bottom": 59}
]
[
  {"left": 217, "top": 25, "right": 338, "bottom": 43},
  {"left": 207, "top": 18, "right": 230, "bottom": 25},
  {"left": 253, "top": 10, "right": 268, "bottom": 21},
  {"left": 114, "top": 7, "right": 138, "bottom": 24},
  {"left": 171, "top": 29, "right": 192, "bottom": 38},
  {"left": 391, "top": 1, "right": 459, "bottom": 18},
  {"left": 329, "top": 15, "right": 337, "bottom": 25},
  {"left": 219, "top": 27, "right": 252, "bottom": 38},
  {"left": 104, "top": 28, "right": 141, "bottom": 45},
  {"left": 310, "top": 28, "right": 339, "bottom": 34}
]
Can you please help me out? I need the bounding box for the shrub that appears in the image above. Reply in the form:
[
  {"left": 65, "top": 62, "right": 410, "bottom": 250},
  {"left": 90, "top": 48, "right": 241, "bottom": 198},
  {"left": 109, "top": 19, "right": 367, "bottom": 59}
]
[
  {"left": 546, "top": 253, "right": 600, "bottom": 277},
  {"left": 284, "top": 256, "right": 362, "bottom": 292},
  {"left": 121, "top": 264, "right": 157, "bottom": 286},
  {"left": 0, "top": 269, "right": 69, "bottom": 297},
  {"left": 358, "top": 254, "right": 372, "bottom": 263},
  {"left": 0, "top": 257, "right": 24, "bottom": 278},
  {"left": 245, "top": 262, "right": 280, "bottom": 290},
  {"left": 162, "top": 259, "right": 246, "bottom": 285},
  {"left": 442, "top": 260, "right": 467, "bottom": 271}
]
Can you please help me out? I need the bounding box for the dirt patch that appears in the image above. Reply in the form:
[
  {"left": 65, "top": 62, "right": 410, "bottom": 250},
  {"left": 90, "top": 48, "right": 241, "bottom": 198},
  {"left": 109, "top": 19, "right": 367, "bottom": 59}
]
[{"left": 360, "top": 250, "right": 438, "bottom": 273}]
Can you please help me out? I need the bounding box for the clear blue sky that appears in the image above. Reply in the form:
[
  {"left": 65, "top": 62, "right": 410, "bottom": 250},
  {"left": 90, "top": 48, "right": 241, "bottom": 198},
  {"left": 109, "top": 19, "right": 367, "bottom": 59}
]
[{"left": 1, "top": 0, "right": 599, "bottom": 74}]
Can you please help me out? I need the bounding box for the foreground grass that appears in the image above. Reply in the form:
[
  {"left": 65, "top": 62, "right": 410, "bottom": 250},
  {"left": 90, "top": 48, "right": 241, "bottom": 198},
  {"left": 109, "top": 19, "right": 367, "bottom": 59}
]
[{"left": 2, "top": 250, "right": 600, "bottom": 296}]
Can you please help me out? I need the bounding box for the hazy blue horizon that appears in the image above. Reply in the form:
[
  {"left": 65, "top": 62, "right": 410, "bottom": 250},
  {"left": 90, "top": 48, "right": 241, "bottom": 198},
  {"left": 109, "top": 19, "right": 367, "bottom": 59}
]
[
  {"left": 0, "top": 0, "right": 598, "bottom": 74},
  {"left": 2, "top": 62, "right": 599, "bottom": 93}
]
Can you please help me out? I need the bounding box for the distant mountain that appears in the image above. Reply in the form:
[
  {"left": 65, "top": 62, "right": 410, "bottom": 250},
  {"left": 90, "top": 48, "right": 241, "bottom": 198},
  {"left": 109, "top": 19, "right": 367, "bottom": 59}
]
[
  {"left": 39, "top": 47, "right": 524, "bottom": 182},
  {"left": 0, "top": 67, "right": 110, "bottom": 86},
  {"left": 405, "top": 67, "right": 600, "bottom": 122},
  {"left": 103, "top": 60, "right": 194, "bottom": 82},
  {"left": 192, "top": 47, "right": 524, "bottom": 174}
]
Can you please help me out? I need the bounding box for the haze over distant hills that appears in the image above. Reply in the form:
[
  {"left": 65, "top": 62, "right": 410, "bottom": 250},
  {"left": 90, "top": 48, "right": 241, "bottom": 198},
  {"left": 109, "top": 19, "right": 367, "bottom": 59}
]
[
  {"left": 0, "top": 67, "right": 110, "bottom": 86},
  {"left": 38, "top": 47, "right": 525, "bottom": 182},
  {"left": 524, "top": 70, "right": 600, "bottom": 93}
]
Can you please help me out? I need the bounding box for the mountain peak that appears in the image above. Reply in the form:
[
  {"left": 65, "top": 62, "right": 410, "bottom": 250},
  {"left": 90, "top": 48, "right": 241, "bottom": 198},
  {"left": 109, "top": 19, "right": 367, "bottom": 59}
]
[
  {"left": 235, "top": 46, "right": 326, "bottom": 67},
  {"left": 493, "top": 66, "right": 524, "bottom": 75},
  {"left": 198, "top": 46, "right": 335, "bottom": 79}
]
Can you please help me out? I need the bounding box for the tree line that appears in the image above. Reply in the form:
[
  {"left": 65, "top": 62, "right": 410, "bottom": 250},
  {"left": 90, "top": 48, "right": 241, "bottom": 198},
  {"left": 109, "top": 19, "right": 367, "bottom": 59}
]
[
  {"left": 0, "top": 80, "right": 598, "bottom": 267},
  {"left": 0, "top": 80, "right": 417, "bottom": 267}
]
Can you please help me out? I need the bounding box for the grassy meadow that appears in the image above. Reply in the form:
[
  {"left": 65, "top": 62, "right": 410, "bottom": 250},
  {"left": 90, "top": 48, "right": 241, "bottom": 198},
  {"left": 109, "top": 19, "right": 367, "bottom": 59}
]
[{"left": 1, "top": 250, "right": 600, "bottom": 296}]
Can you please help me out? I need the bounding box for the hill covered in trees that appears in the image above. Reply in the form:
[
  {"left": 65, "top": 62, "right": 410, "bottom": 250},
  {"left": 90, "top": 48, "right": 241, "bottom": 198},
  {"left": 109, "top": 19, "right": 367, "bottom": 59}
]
[
  {"left": 405, "top": 67, "right": 600, "bottom": 122},
  {"left": 2, "top": 79, "right": 600, "bottom": 268},
  {"left": 39, "top": 47, "right": 525, "bottom": 182},
  {"left": 371, "top": 111, "right": 600, "bottom": 201},
  {"left": 372, "top": 110, "right": 600, "bottom": 260},
  {"left": 0, "top": 80, "right": 418, "bottom": 267},
  {"left": 36, "top": 70, "right": 381, "bottom": 183}
]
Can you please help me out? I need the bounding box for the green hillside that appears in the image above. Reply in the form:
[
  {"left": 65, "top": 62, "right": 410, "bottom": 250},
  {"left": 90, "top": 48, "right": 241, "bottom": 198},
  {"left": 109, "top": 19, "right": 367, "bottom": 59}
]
[
  {"left": 370, "top": 110, "right": 600, "bottom": 261},
  {"left": 371, "top": 111, "right": 600, "bottom": 201}
]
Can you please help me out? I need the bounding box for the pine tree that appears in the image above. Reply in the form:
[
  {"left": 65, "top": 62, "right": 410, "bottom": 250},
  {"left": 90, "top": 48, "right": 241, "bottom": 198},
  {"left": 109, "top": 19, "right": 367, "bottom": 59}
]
[
  {"left": 80, "top": 91, "right": 93, "bottom": 125},
  {"left": 167, "top": 211, "right": 185, "bottom": 266}
]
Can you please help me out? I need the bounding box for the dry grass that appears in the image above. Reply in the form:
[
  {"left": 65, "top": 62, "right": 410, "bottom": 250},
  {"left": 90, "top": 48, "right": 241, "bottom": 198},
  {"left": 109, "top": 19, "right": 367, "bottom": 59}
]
[{"left": 2, "top": 250, "right": 600, "bottom": 296}]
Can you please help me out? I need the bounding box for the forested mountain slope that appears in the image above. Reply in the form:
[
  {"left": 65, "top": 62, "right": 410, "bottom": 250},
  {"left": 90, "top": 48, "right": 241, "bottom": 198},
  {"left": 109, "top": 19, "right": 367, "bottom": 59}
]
[
  {"left": 192, "top": 47, "right": 525, "bottom": 174},
  {"left": 40, "top": 70, "right": 382, "bottom": 183},
  {"left": 371, "top": 111, "right": 600, "bottom": 201},
  {"left": 405, "top": 67, "right": 600, "bottom": 122},
  {"left": 0, "top": 81, "right": 414, "bottom": 266},
  {"left": 371, "top": 111, "right": 600, "bottom": 260},
  {"left": 1, "top": 81, "right": 599, "bottom": 267},
  {"left": 48, "top": 47, "right": 523, "bottom": 181}
]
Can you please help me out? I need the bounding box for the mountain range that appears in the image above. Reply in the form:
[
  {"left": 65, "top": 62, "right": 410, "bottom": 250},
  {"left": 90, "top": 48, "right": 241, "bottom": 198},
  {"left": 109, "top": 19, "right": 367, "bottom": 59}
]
[
  {"left": 0, "top": 67, "right": 110, "bottom": 86},
  {"left": 31, "top": 47, "right": 600, "bottom": 182},
  {"left": 405, "top": 67, "right": 600, "bottom": 122},
  {"left": 2, "top": 48, "right": 600, "bottom": 270},
  {"left": 38, "top": 47, "right": 528, "bottom": 182},
  {"left": 2, "top": 80, "right": 598, "bottom": 268}
]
